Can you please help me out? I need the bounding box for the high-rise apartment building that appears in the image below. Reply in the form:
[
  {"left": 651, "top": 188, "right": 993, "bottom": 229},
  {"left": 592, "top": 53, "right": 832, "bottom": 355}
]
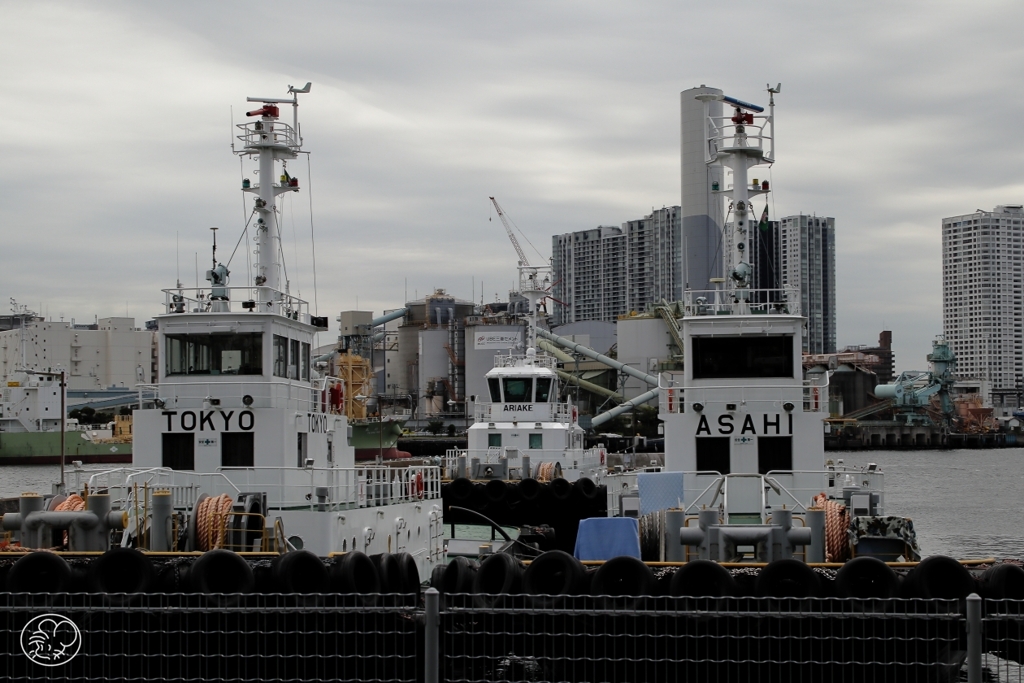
[
  {"left": 552, "top": 207, "right": 682, "bottom": 324},
  {"left": 942, "top": 205, "right": 1024, "bottom": 411},
  {"left": 778, "top": 214, "right": 837, "bottom": 354}
]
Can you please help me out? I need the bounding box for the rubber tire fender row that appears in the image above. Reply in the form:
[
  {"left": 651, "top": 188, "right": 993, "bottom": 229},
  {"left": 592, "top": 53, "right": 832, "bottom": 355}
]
[
  {"left": 448, "top": 477, "right": 474, "bottom": 503},
  {"left": 591, "top": 556, "right": 655, "bottom": 596},
  {"left": 979, "top": 563, "right": 1024, "bottom": 600},
  {"left": 573, "top": 477, "right": 599, "bottom": 500},
  {"left": 834, "top": 555, "right": 900, "bottom": 599},
  {"left": 189, "top": 549, "right": 255, "bottom": 595},
  {"left": 669, "top": 559, "right": 737, "bottom": 598},
  {"left": 518, "top": 478, "right": 542, "bottom": 501},
  {"left": 89, "top": 548, "right": 154, "bottom": 600},
  {"left": 523, "top": 550, "right": 586, "bottom": 600},
  {"left": 473, "top": 553, "right": 524, "bottom": 607},
  {"left": 7, "top": 551, "right": 73, "bottom": 593},
  {"left": 443, "top": 556, "right": 479, "bottom": 594},
  {"left": 755, "top": 558, "right": 822, "bottom": 598},
  {"left": 901, "top": 555, "right": 975, "bottom": 599},
  {"left": 272, "top": 549, "right": 329, "bottom": 594},
  {"left": 330, "top": 551, "right": 381, "bottom": 596}
]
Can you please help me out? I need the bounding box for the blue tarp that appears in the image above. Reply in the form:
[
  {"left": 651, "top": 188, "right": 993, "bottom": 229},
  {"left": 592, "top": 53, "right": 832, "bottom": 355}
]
[
  {"left": 574, "top": 517, "right": 641, "bottom": 560},
  {"left": 636, "top": 471, "right": 685, "bottom": 515}
]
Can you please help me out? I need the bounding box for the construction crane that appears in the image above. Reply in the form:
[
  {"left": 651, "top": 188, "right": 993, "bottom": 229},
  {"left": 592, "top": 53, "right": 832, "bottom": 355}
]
[{"left": 489, "top": 196, "right": 530, "bottom": 266}]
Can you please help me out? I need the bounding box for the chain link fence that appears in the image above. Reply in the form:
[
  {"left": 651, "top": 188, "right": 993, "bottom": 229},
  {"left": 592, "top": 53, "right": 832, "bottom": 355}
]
[
  {"left": 1, "top": 593, "right": 422, "bottom": 682},
  {"left": 3, "top": 590, "right": 1023, "bottom": 682}
]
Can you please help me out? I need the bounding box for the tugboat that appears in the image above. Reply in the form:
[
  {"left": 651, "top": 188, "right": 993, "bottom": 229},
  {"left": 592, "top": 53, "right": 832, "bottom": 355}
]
[
  {"left": 449, "top": 263, "right": 605, "bottom": 483},
  {"left": 3, "top": 83, "right": 444, "bottom": 581},
  {"left": 605, "top": 87, "right": 920, "bottom": 567}
]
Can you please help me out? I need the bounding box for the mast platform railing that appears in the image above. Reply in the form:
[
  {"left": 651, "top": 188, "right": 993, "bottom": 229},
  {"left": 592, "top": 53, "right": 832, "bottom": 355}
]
[
  {"left": 161, "top": 287, "right": 311, "bottom": 319},
  {"left": 492, "top": 353, "right": 558, "bottom": 369},
  {"left": 235, "top": 120, "right": 299, "bottom": 150},
  {"left": 681, "top": 286, "right": 801, "bottom": 316}
]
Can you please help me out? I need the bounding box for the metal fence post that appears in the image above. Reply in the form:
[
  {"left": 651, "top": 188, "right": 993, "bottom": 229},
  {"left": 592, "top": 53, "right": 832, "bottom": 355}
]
[
  {"left": 425, "top": 587, "right": 439, "bottom": 683},
  {"left": 966, "top": 592, "right": 982, "bottom": 683}
]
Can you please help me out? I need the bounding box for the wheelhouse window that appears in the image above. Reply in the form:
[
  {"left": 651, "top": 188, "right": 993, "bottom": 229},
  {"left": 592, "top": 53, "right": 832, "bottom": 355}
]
[
  {"left": 488, "top": 433, "right": 502, "bottom": 448},
  {"left": 272, "top": 335, "right": 311, "bottom": 381},
  {"left": 301, "top": 342, "right": 310, "bottom": 381},
  {"left": 535, "top": 377, "right": 552, "bottom": 402},
  {"left": 488, "top": 378, "right": 501, "bottom": 402},
  {"left": 273, "top": 335, "right": 288, "bottom": 378},
  {"left": 289, "top": 339, "right": 300, "bottom": 380},
  {"left": 166, "top": 333, "right": 262, "bottom": 376},
  {"left": 502, "top": 378, "right": 532, "bottom": 403},
  {"left": 691, "top": 335, "right": 794, "bottom": 379}
]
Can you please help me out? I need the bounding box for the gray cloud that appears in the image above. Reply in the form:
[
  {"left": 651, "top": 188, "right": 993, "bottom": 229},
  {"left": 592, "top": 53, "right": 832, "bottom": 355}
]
[{"left": 4, "top": 1, "right": 1023, "bottom": 370}]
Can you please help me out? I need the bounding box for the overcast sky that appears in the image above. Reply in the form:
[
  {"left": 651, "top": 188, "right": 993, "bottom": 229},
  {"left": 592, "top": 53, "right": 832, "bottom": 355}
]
[{"left": 4, "top": 1, "right": 1023, "bottom": 372}]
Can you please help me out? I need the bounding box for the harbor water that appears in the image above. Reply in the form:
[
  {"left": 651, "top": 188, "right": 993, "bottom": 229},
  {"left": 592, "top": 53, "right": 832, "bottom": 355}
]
[{"left": 3, "top": 448, "right": 1023, "bottom": 560}]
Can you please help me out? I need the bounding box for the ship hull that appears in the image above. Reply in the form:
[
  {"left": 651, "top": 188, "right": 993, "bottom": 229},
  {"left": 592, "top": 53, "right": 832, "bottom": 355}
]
[
  {"left": 0, "top": 431, "right": 132, "bottom": 464},
  {"left": 351, "top": 418, "right": 411, "bottom": 461}
]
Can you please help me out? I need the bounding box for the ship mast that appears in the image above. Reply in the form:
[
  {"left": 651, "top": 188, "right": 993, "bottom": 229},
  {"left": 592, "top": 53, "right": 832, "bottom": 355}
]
[
  {"left": 237, "top": 83, "right": 311, "bottom": 312},
  {"left": 519, "top": 264, "right": 551, "bottom": 358},
  {"left": 696, "top": 86, "right": 778, "bottom": 313}
]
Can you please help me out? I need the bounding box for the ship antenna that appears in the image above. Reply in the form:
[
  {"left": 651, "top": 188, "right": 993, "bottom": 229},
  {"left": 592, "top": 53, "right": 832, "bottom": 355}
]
[{"left": 210, "top": 226, "right": 219, "bottom": 268}]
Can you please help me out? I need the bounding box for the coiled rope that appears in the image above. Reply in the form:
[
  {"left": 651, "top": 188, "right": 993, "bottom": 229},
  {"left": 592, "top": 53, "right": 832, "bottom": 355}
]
[
  {"left": 54, "top": 494, "right": 86, "bottom": 547},
  {"left": 813, "top": 493, "right": 850, "bottom": 562},
  {"left": 55, "top": 494, "right": 86, "bottom": 513},
  {"left": 195, "top": 494, "right": 234, "bottom": 551}
]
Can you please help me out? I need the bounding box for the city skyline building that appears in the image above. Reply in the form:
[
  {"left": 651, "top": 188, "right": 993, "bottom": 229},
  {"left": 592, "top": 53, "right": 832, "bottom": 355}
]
[
  {"left": 779, "top": 214, "right": 837, "bottom": 354},
  {"left": 551, "top": 206, "right": 682, "bottom": 324},
  {"left": 942, "top": 204, "right": 1024, "bottom": 413}
]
